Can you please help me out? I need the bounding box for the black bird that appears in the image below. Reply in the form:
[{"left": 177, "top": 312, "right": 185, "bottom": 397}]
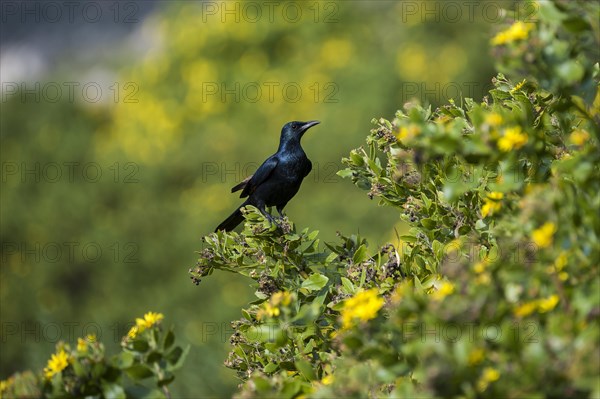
[{"left": 215, "top": 120, "right": 320, "bottom": 232}]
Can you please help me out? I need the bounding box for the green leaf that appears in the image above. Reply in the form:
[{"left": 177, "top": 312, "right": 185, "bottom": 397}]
[
  {"left": 124, "top": 386, "right": 166, "bottom": 399},
  {"left": 341, "top": 277, "right": 355, "bottom": 294},
  {"left": 163, "top": 329, "right": 174, "bottom": 350},
  {"left": 158, "top": 372, "right": 175, "bottom": 387},
  {"left": 538, "top": 0, "right": 565, "bottom": 23},
  {"left": 113, "top": 350, "right": 135, "bottom": 369},
  {"left": 281, "top": 380, "right": 303, "bottom": 399},
  {"left": 325, "top": 252, "right": 338, "bottom": 263},
  {"left": 125, "top": 364, "right": 154, "bottom": 381},
  {"left": 241, "top": 309, "right": 252, "bottom": 321},
  {"left": 420, "top": 218, "right": 437, "bottom": 230},
  {"left": 307, "top": 230, "right": 319, "bottom": 241},
  {"left": 71, "top": 359, "right": 86, "bottom": 377},
  {"left": 367, "top": 158, "right": 382, "bottom": 175},
  {"left": 350, "top": 150, "right": 364, "bottom": 166},
  {"left": 246, "top": 325, "right": 279, "bottom": 343},
  {"left": 359, "top": 267, "right": 367, "bottom": 287},
  {"left": 421, "top": 193, "right": 432, "bottom": 209},
  {"left": 146, "top": 351, "right": 162, "bottom": 364},
  {"left": 279, "top": 361, "right": 296, "bottom": 371},
  {"left": 295, "top": 358, "right": 317, "bottom": 381},
  {"left": 292, "top": 303, "right": 321, "bottom": 324},
  {"left": 400, "top": 235, "right": 418, "bottom": 243},
  {"left": 337, "top": 168, "right": 354, "bottom": 178},
  {"left": 352, "top": 244, "right": 368, "bottom": 264},
  {"left": 130, "top": 339, "right": 149, "bottom": 353},
  {"left": 432, "top": 240, "right": 443, "bottom": 259},
  {"left": 562, "top": 16, "right": 591, "bottom": 32},
  {"left": 92, "top": 362, "right": 107, "bottom": 379},
  {"left": 250, "top": 375, "right": 272, "bottom": 392},
  {"left": 264, "top": 362, "right": 278, "bottom": 373},
  {"left": 102, "top": 383, "right": 126, "bottom": 399},
  {"left": 166, "top": 345, "right": 190, "bottom": 371},
  {"left": 301, "top": 273, "right": 329, "bottom": 291},
  {"left": 556, "top": 60, "right": 584, "bottom": 85}
]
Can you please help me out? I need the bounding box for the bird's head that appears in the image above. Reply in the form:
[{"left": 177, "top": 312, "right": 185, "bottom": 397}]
[{"left": 281, "top": 120, "right": 320, "bottom": 142}]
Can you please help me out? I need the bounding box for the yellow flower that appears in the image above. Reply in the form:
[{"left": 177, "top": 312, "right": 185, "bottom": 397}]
[
  {"left": 515, "top": 294, "right": 560, "bottom": 317},
  {"left": 487, "top": 192, "right": 504, "bottom": 201},
  {"left": 77, "top": 334, "right": 97, "bottom": 352},
  {"left": 435, "top": 114, "right": 451, "bottom": 124},
  {"left": 257, "top": 302, "right": 280, "bottom": 320},
  {"left": 476, "top": 273, "right": 492, "bottom": 286},
  {"left": 491, "top": 21, "right": 534, "bottom": 46},
  {"left": 431, "top": 280, "right": 455, "bottom": 301},
  {"left": 498, "top": 126, "right": 528, "bottom": 151},
  {"left": 473, "top": 262, "right": 486, "bottom": 274},
  {"left": 514, "top": 301, "right": 537, "bottom": 318},
  {"left": 468, "top": 348, "right": 485, "bottom": 366},
  {"left": 271, "top": 291, "right": 292, "bottom": 307},
  {"left": 44, "top": 349, "right": 69, "bottom": 379},
  {"left": 485, "top": 112, "right": 503, "bottom": 127},
  {"left": 569, "top": 129, "right": 590, "bottom": 146},
  {"left": 341, "top": 289, "right": 384, "bottom": 329},
  {"left": 559, "top": 152, "right": 572, "bottom": 160},
  {"left": 135, "top": 311, "right": 165, "bottom": 332},
  {"left": 77, "top": 338, "right": 88, "bottom": 353},
  {"left": 397, "top": 124, "right": 421, "bottom": 141},
  {"left": 555, "top": 252, "right": 567, "bottom": 271},
  {"left": 143, "top": 312, "right": 164, "bottom": 327},
  {"left": 1, "top": 377, "right": 14, "bottom": 394},
  {"left": 477, "top": 367, "right": 500, "bottom": 392},
  {"left": 321, "top": 374, "right": 334, "bottom": 385},
  {"left": 257, "top": 291, "right": 292, "bottom": 320},
  {"left": 481, "top": 192, "right": 504, "bottom": 217},
  {"left": 481, "top": 203, "right": 495, "bottom": 218},
  {"left": 127, "top": 326, "right": 140, "bottom": 340},
  {"left": 538, "top": 295, "right": 559, "bottom": 313},
  {"left": 558, "top": 272, "right": 569, "bottom": 281},
  {"left": 532, "top": 222, "right": 557, "bottom": 248},
  {"left": 510, "top": 79, "right": 527, "bottom": 93},
  {"left": 483, "top": 367, "right": 500, "bottom": 381}
]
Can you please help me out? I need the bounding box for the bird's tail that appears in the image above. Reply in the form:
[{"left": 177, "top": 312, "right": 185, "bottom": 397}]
[{"left": 215, "top": 202, "right": 248, "bottom": 232}]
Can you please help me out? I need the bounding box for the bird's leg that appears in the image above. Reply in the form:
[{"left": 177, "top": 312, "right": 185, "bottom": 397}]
[
  {"left": 276, "top": 205, "right": 287, "bottom": 219},
  {"left": 257, "top": 202, "right": 278, "bottom": 228}
]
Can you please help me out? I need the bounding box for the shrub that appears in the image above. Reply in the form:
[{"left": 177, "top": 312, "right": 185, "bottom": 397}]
[
  {"left": 0, "top": 313, "right": 188, "bottom": 399},
  {"left": 190, "top": 1, "right": 599, "bottom": 397}
]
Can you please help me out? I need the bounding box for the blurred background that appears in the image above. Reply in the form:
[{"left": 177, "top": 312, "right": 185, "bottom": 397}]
[{"left": 1, "top": 0, "right": 507, "bottom": 396}]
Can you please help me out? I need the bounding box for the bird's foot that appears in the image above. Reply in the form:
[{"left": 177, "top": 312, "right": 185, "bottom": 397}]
[{"left": 264, "top": 213, "right": 280, "bottom": 229}]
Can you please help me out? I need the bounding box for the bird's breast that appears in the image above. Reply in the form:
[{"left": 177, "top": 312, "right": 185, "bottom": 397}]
[{"left": 277, "top": 154, "right": 310, "bottom": 179}]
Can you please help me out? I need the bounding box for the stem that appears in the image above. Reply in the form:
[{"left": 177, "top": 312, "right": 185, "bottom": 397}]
[{"left": 153, "top": 363, "right": 172, "bottom": 399}]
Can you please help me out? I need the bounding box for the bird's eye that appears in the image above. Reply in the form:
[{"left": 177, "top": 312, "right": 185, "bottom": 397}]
[{"left": 292, "top": 124, "right": 298, "bottom": 129}]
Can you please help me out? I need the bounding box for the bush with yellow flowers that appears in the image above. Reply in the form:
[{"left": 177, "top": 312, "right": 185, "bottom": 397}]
[
  {"left": 191, "top": 1, "right": 599, "bottom": 398},
  {"left": 0, "top": 313, "right": 188, "bottom": 399}
]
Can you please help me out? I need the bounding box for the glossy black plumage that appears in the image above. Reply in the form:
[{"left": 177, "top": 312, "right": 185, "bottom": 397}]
[{"left": 215, "top": 120, "right": 319, "bottom": 232}]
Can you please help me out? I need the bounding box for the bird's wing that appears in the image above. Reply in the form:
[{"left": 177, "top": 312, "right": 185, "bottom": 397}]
[
  {"left": 231, "top": 175, "right": 252, "bottom": 193},
  {"left": 303, "top": 159, "right": 312, "bottom": 177},
  {"left": 238, "top": 155, "right": 279, "bottom": 198}
]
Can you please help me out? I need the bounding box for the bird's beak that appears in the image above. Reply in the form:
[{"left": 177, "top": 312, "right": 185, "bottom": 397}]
[{"left": 299, "top": 120, "right": 320, "bottom": 134}]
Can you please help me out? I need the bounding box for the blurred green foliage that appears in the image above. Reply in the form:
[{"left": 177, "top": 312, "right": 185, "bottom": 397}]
[{"left": 0, "top": 0, "right": 548, "bottom": 397}]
